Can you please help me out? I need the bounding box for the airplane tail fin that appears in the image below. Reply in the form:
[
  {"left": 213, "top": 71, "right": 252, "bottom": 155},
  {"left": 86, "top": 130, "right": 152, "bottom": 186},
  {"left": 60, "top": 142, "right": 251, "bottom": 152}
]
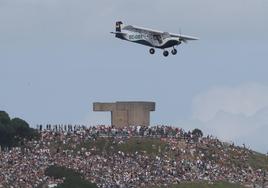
[{"left": 116, "top": 21, "right": 123, "bottom": 32}]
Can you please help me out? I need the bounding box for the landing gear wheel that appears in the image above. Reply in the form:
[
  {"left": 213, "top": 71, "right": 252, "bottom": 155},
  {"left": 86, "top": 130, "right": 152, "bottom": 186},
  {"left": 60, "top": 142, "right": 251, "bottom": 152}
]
[
  {"left": 149, "top": 48, "right": 155, "bottom": 55},
  {"left": 171, "top": 49, "right": 177, "bottom": 55},
  {"left": 163, "top": 50, "right": 169, "bottom": 57}
]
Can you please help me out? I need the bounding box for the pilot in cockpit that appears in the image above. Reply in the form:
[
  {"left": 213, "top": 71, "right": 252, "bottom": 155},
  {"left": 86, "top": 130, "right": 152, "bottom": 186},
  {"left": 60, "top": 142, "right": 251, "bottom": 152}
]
[{"left": 153, "top": 34, "right": 163, "bottom": 44}]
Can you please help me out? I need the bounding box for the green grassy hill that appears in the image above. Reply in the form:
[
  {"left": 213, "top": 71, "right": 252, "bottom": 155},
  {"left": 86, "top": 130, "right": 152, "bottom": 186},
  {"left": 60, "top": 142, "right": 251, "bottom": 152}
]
[
  {"left": 46, "top": 137, "right": 268, "bottom": 188},
  {"left": 51, "top": 137, "right": 268, "bottom": 171}
]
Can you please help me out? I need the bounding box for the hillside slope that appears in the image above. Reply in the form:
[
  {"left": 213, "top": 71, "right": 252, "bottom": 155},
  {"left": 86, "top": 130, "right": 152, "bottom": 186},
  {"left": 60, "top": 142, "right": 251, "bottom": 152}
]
[{"left": 1, "top": 125, "right": 267, "bottom": 188}]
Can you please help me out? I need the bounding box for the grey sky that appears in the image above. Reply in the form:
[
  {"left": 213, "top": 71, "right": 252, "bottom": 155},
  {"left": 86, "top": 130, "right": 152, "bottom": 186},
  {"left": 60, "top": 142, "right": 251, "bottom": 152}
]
[{"left": 1, "top": 0, "right": 268, "bottom": 153}]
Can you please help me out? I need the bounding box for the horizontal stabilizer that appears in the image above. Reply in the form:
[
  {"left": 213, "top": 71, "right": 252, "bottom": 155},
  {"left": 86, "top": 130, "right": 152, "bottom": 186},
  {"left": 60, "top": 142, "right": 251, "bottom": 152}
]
[{"left": 110, "top": 31, "right": 126, "bottom": 35}]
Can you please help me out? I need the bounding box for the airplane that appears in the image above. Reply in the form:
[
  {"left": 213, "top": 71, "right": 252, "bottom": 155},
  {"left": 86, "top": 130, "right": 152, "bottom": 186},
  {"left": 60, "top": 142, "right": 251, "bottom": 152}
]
[{"left": 111, "top": 21, "right": 199, "bottom": 57}]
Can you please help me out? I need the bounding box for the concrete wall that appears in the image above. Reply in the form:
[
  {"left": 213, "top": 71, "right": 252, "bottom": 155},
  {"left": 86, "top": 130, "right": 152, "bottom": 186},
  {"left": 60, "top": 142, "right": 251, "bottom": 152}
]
[{"left": 93, "top": 101, "right": 155, "bottom": 128}]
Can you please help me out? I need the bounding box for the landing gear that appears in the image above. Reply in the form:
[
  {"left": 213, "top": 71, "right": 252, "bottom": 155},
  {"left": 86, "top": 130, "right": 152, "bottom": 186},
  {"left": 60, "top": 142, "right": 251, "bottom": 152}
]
[
  {"left": 171, "top": 48, "right": 177, "bottom": 55},
  {"left": 149, "top": 47, "right": 176, "bottom": 57},
  {"left": 149, "top": 48, "right": 155, "bottom": 55},
  {"left": 163, "top": 50, "right": 169, "bottom": 57}
]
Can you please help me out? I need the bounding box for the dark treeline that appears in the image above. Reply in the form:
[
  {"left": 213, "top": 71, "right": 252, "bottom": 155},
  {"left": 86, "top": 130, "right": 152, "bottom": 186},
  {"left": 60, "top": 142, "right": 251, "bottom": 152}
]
[{"left": 0, "top": 111, "right": 39, "bottom": 148}]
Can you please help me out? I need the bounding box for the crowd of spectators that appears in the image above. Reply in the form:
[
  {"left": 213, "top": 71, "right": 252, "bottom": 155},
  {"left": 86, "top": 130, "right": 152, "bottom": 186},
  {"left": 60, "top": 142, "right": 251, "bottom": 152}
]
[{"left": 0, "top": 125, "right": 267, "bottom": 188}]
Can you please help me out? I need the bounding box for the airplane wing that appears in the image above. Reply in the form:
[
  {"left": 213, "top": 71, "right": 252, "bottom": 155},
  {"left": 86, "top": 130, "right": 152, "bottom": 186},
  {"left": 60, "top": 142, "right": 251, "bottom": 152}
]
[
  {"left": 170, "top": 34, "right": 199, "bottom": 41},
  {"left": 124, "top": 25, "right": 165, "bottom": 35},
  {"left": 124, "top": 25, "right": 199, "bottom": 42}
]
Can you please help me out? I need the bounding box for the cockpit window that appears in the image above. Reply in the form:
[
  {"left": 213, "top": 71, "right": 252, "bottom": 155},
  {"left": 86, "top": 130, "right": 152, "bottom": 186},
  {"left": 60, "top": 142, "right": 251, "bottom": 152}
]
[{"left": 153, "top": 35, "right": 162, "bottom": 44}]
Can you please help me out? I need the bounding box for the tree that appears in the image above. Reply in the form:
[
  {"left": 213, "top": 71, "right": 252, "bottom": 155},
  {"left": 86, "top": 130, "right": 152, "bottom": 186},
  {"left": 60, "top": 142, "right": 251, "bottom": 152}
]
[
  {"left": 0, "top": 111, "right": 39, "bottom": 148},
  {"left": 11, "top": 118, "right": 31, "bottom": 138},
  {"left": 192, "top": 128, "right": 203, "bottom": 138},
  {"left": 0, "top": 122, "right": 15, "bottom": 147},
  {"left": 0, "top": 111, "right": 10, "bottom": 125}
]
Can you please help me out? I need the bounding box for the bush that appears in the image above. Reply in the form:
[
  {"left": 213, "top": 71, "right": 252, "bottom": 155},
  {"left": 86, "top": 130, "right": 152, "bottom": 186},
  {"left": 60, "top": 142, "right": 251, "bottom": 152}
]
[
  {"left": 45, "top": 166, "right": 98, "bottom": 188},
  {"left": 45, "top": 166, "right": 81, "bottom": 179}
]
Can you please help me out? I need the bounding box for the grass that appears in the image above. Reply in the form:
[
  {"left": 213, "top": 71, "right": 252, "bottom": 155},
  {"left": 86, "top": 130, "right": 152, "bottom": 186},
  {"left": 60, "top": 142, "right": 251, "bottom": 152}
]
[
  {"left": 52, "top": 136, "right": 268, "bottom": 170},
  {"left": 118, "top": 137, "right": 168, "bottom": 155},
  {"left": 248, "top": 151, "right": 268, "bottom": 170},
  {"left": 77, "top": 137, "right": 169, "bottom": 156}
]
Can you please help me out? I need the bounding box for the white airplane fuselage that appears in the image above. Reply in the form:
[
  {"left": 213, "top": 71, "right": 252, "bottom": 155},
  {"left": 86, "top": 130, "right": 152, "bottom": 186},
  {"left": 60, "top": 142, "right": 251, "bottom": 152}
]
[
  {"left": 116, "top": 27, "right": 182, "bottom": 49},
  {"left": 112, "top": 21, "right": 198, "bottom": 56}
]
